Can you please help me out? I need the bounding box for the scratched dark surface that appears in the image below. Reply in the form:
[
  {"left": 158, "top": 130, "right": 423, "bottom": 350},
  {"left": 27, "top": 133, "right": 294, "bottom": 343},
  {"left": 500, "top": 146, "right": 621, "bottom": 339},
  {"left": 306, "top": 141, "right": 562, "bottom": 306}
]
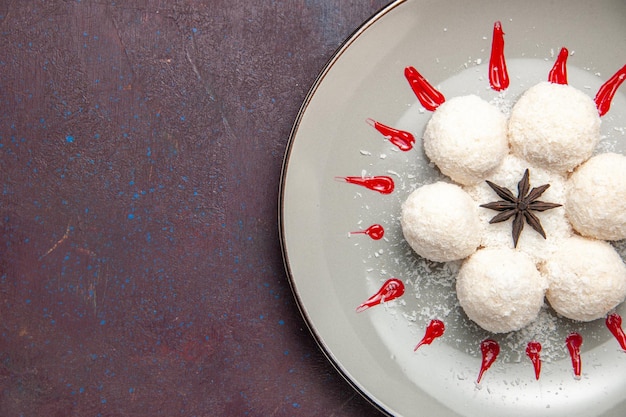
[{"left": 0, "top": 1, "right": 392, "bottom": 416}]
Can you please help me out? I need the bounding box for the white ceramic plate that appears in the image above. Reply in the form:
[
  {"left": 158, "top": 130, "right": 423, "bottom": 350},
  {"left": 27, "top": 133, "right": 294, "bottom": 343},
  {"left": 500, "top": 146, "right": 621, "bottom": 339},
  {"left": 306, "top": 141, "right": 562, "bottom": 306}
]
[{"left": 280, "top": 1, "right": 626, "bottom": 416}]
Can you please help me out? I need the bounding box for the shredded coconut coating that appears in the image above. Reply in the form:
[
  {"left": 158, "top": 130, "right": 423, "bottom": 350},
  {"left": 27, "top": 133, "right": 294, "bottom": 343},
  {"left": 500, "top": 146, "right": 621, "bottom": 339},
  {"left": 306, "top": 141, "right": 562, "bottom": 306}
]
[
  {"left": 456, "top": 248, "right": 547, "bottom": 333},
  {"left": 508, "top": 82, "right": 601, "bottom": 173},
  {"left": 463, "top": 154, "right": 572, "bottom": 263},
  {"left": 401, "top": 79, "right": 626, "bottom": 335},
  {"left": 542, "top": 236, "right": 626, "bottom": 322},
  {"left": 423, "top": 95, "right": 508, "bottom": 185},
  {"left": 566, "top": 153, "right": 626, "bottom": 241},
  {"left": 401, "top": 182, "right": 481, "bottom": 262}
]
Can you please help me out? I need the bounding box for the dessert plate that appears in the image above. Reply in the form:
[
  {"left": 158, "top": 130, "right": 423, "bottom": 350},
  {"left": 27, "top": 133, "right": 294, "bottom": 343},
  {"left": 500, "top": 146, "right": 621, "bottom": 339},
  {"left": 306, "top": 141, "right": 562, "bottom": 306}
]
[{"left": 279, "top": 1, "right": 626, "bottom": 416}]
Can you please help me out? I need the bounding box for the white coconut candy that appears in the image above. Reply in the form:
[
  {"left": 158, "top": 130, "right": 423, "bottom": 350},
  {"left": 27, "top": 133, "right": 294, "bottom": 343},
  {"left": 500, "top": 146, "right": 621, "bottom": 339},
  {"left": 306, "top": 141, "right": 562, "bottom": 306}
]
[
  {"left": 508, "top": 81, "right": 601, "bottom": 173},
  {"left": 566, "top": 152, "right": 626, "bottom": 241},
  {"left": 423, "top": 95, "right": 508, "bottom": 186},
  {"left": 456, "top": 247, "right": 547, "bottom": 333},
  {"left": 401, "top": 182, "right": 481, "bottom": 262},
  {"left": 542, "top": 236, "right": 626, "bottom": 322}
]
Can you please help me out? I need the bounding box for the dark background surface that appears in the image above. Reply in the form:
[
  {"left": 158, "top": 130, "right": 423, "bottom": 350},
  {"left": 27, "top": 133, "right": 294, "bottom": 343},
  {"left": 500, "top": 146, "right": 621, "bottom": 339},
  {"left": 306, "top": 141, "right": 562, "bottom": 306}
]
[{"left": 0, "top": 1, "right": 392, "bottom": 415}]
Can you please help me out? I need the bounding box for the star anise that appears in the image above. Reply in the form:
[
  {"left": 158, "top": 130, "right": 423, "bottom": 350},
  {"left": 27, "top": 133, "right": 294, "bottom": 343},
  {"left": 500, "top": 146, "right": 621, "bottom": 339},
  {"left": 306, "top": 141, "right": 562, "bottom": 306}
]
[{"left": 480, "top": 169, "right": 561, "bottom": 247}]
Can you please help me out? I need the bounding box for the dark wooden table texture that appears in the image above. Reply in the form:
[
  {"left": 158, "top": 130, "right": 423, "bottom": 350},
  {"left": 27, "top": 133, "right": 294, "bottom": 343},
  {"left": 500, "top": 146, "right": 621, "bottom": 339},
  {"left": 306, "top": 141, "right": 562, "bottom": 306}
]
[{"left": 0, "top": 1, "right": 393, "bottom": 416}]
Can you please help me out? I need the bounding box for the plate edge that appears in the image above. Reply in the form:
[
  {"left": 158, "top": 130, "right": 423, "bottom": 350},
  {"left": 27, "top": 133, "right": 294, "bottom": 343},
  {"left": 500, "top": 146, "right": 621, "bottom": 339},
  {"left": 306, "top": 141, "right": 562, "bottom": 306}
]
[{"left": 277, "top": 1, "right": 408, "bottom": 416}]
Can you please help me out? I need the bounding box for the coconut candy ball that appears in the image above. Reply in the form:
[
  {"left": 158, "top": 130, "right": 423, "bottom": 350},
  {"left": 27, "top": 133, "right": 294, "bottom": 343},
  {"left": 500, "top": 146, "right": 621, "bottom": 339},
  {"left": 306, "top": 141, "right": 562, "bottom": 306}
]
[
  {"left": 423, "top": 95, "right": 508, "bottom": 186},
  {"left": 566, "top": 152, "right": 626, "bottom": 241},
  {"left": 542, "top": 236, "right": 626, "bottom": 322},
  {"left": 508, "top": 82, "right": 601, "bottom": 173},
  {"left": 401, "top": 182, "right": 481, "bottom": 262},
  {"left": 456, "top": 247, "right": 547, "bottom": 333}
]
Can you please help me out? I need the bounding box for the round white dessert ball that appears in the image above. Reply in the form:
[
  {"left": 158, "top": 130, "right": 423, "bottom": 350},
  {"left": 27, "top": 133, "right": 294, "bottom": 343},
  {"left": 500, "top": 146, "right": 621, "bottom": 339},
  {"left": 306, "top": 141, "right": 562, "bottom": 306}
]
[
  {"left": 401, "top": 182, "right": 481, "bottom": 262},
  {"left": 423, "top": 95, "right": 508, "bottom": 185},
  {"left": 456, "top": 247, "right": 547, "bottom": 333},
  {"left": 566, "top": 153, "right": 626, "bottom": 241},
  {"left": 508, "top": 82, "right": 601, "bottom": 173},
  {"left": 542, "top": 236, "right": 626, "bottom": 322}
]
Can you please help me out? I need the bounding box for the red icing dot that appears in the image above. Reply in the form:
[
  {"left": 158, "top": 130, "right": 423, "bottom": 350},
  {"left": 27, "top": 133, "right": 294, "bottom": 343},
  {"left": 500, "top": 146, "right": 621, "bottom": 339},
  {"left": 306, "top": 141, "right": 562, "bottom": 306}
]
[
  {"left": 356, "top": 278, "right": 405, "bottom": 313},
  {"left": 525, "top": 341, "right": 542, "bottom": 380},
  {"left": 595, "top": 64, "right": 626, "bottom": 116},
  {"left": 367, "top": 118, "right": 415, "bottom": 151},
  {"left": 414, "top": 319, "right": 445, "bottom": 351},
  {"left": 404, "top": 66, "right": 445, "bottom": 111},
  {"left": 548, "top": 47, "right": 569, "bottom": 85},
  {"left": 477, "top": 339, "right": 500, "bottom": 384},
  {"left": 566, "top": 333, "right": 583, "bottom": 379},
  {"left": 606, "top": 313, "right": 626, "bottom": 351},
  {"left": 350, "top": 224, "right": 385, "bottom": 240},
  {"left": 339, "top": 176, "right": 395, "bottom": 194},
  {"left": 488, "top": 21, "right": 509, "bottom": 91}
]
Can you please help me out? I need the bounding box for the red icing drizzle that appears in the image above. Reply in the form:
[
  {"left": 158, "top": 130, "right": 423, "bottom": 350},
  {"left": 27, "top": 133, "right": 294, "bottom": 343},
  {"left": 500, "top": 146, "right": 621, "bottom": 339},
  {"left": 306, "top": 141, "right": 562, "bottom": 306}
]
[
  {"left": 566, "top": 333, "right": 583, "bottom": 379},
  {"left": 339, "top": 176, "right": 395, "bottom": 194},
  {"left": 477, "top": 339, "right": 500, "bottom": 383},
  {"left": 606, "top": 313, "right": 626, "bottom": 350},
  {"left": 404, "top": 66, "right": 445, "bottom": 111},
  {"left": 488, "top": 21, "right": 509, "bottom": 91},
  {"left": 414, "top": 319, "right": 445, "bottom": 351},
  {"left": 350, "top": 224, "right": 385, "bottom": 240},
  {"left": 356, "top": 278, "right": 405, "bottom": 312},
  {"left": 367, "top": 118, "right": 415, "bottom": 151},
  {"left": 525, "top": 341, "right": 542, "bottom": 380},
  {"left": 548, "top": 47, "right": 569, "bottom": 85},
  {"left": 595, "top": 64, "right": 626, "bottom": 117}
]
